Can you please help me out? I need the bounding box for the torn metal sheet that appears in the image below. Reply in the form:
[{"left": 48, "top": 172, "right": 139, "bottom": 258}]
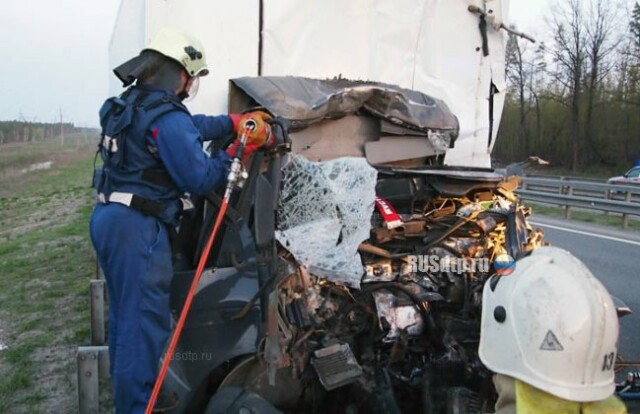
[
  {"left": 230, "top": 77, "right": 459, "bottom": 138},
  {"left": 276, "top": 155, "right": 377, "bottom": 288},
  {"left": 379, "top": 167, "right": 505, "bottom": 181},
  {"left": 365, "top": 136, "right": 439, "bottom": 165},
  {"left": 373, "top": 291, "right": 424, "bottom": 341},
  {"left": 362, "top": 259, "right": 413, "bottom": 283}
]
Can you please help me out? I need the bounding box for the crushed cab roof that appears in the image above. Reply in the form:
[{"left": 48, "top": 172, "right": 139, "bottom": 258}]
[{"left": 230, "top": 76, "right": 459, "bottom": 137}]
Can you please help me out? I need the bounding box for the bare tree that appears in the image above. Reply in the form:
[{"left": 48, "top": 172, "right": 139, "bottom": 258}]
[
  {"left": 530, "top": 43, "right": 547, "bottom": 150},
  {"left": 506, "top": 31, "right": 529, "bottom": 154},
  {"left": 546, "top": 0, "right": 587, "bottom": 171},
  {"left": 496, "top": 1, "right": 640, "bottom": 169},
  {"left": 583, "top": 0, "right": 620, "bottom": 165},
  {"left": 626, "top": 2, "right": 640, "bottom": 160},
  {"left": 505, "top": 29, "right": 544, "bottom": 157},
  {"left": 630, "top": 2, "right": 640, "bottom": 59},
  {"left": 623, "top": 2, "right": 640, "bottom": 103}
]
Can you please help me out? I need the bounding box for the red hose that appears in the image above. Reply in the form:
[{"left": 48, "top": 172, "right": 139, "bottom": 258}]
[{"left": 145, "top": 197, "right": 230, "bottom": 413}]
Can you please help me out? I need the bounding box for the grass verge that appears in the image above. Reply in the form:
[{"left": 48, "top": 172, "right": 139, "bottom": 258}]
[{"left": 0, "top": 141, "right": 99, "bottom": 413}]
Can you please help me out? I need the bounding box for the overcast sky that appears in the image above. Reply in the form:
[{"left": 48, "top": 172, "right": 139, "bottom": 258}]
[
  {"left": 0, "top": 0, "right": 595, "bottom": 128},
  {"left": 0, "top": 0, "right": 120, "bottom": 127}
]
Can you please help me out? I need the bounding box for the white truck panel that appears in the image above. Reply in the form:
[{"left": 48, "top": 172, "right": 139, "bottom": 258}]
[
  {"left": 109, "top": 0, "right": 509, "bottom": 168},
  {"left": 109, "top": 0, "right": 147, "bottom": 96},
  {"left": 110, "top": 0, "right": 260, "bottom": 115}
]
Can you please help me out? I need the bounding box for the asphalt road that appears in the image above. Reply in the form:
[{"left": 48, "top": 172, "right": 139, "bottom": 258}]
[{"left": 528, "top": 215, "right": 640, "bottom": 371}]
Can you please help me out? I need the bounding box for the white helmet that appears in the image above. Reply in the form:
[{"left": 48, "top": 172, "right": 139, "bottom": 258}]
[
  {"left": 478, "top": 246, "right": 619, "bottom": 402},
  {"left": 145, "top": 27, "right": 209, "bottom": 78}
]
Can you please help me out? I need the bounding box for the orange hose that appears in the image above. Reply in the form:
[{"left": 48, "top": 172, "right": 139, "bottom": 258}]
[{"left": 145, "top": 197, "right": 230, "bottom": 413}]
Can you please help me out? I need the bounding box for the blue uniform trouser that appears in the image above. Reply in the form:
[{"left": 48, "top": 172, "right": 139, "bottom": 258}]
[{"left": 90, "top": 203, "right": 173, "bottom": 414}]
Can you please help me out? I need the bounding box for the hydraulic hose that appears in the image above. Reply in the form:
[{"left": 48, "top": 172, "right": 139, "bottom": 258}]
[{"left": 145, "top": 123, "right": 255, "bottom": 413}]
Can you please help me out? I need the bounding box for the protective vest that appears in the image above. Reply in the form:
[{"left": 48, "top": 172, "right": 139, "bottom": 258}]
[{"left": 93, "top": 85, "right": 190, "bottom": 225}]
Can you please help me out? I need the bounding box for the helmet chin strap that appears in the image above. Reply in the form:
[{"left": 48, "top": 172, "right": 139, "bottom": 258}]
[
  {"left": 175, "top": 70, "right": 191, "bottom": 100},
  {"left": 177, "top": 88, "right": 189, "bottom": 101},
  {"left": 178, "top": 76, "right": 199, "bottom": 102},
  {"left": 178, "top": 73, "right": 202, "bottom": 101}
]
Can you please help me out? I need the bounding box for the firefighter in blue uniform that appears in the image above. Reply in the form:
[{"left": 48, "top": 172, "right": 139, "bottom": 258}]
[{"left": 90, "top": 28, "right": 272, "bottom": 413}]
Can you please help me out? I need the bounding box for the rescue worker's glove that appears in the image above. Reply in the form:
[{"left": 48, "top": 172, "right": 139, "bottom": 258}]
[
  {"left": 229, "top": 111, "right": 272, "bottom": 144},
  {"left": 227, "top": 111, "right": 274, "bottom": 163}
]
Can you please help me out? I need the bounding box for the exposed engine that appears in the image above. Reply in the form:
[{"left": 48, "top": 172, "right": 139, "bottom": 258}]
[{"left": 254, "top": 160, "right": 546, "bottom": 413}]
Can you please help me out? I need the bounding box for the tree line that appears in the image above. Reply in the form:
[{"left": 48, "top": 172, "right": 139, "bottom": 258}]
[
  {"left": 495, "top": 0, "right": 640, "bottom": 173},
  {"left": 0, "top": 121, "right": 81, "bottom": 145}
]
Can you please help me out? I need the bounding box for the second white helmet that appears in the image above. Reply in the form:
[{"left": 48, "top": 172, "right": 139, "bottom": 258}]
[{"left": 478, "top": 246, "right": 619, "bottom": 402}]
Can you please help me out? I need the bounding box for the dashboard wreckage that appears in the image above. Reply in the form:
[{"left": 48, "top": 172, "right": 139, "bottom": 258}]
[{"left": 164, "top": 77, "right": 547, "bottom": 413}]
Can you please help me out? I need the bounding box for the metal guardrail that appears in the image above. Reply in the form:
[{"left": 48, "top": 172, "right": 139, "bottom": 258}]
[
  {"left": 518, "top": 176, "right": 640, "bottom": 228},
  {"left": 77, "top": 346, "right": 109, "bottom": 414},
  {"left": 77, "top": 276, "right": 110, "bottom": 413},
  {"left": 523, "top": 174, "right": 605, "bottom": 183}
]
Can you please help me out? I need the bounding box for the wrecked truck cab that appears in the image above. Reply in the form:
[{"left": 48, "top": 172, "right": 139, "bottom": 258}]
[
  {"left": 228, "top": 76, "right": 460, "bottom": 165},
  {"left": 165, "top": 76, "right": 545, "bottom": 414}
]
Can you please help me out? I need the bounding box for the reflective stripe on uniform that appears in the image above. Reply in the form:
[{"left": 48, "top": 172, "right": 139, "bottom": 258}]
[
  {"left": 99, "top": 191, "right": 135, "bottom": 207},
  {"left": 108, "top": 191, "right": 134, "bottom": 207},
  {"left": 102, "top": 134, "right": 119, "bottom": 153},
  {"left": 98, "top": 191, "right": 192, "bottom": 229},
  {"left": 180, "top": 197, "right": 194, "bottom": 211}
]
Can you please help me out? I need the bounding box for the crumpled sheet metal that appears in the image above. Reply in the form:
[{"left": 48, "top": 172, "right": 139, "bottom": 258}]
[
  {"left": 275, "top": 155, "right": 378, "bottom": 288},
  {"left": 231, "top": 76, "right": 459, "bottom": 137},
  {"left": 372, "top": 290, "right": 424, "bottom": 341}
]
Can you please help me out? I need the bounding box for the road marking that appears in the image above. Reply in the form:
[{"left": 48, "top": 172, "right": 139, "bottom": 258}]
[{"left": 529, "top": 221, "right": 640, "bottom": 247}]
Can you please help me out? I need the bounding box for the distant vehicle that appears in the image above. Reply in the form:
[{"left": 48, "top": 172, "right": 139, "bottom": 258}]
[{"left": 607, "top": 166, "right": 640, "bottom": 186}]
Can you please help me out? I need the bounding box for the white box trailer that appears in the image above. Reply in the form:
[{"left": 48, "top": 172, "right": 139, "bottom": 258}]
[{"left": 110, "top": 0, "right": 510, "bottom": 168}]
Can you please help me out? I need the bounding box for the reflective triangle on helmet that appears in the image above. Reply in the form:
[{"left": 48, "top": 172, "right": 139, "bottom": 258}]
[{"left": 540, "top": 330, "right": 564, "bottom": 351}]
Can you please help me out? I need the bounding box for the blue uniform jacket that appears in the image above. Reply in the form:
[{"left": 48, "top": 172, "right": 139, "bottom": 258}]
[
  {"left": 96, "top": 85, "right": 233, "bottom": 225},
  {"left": 153, "top": 111, "right": 232, "bottom": 195}
]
